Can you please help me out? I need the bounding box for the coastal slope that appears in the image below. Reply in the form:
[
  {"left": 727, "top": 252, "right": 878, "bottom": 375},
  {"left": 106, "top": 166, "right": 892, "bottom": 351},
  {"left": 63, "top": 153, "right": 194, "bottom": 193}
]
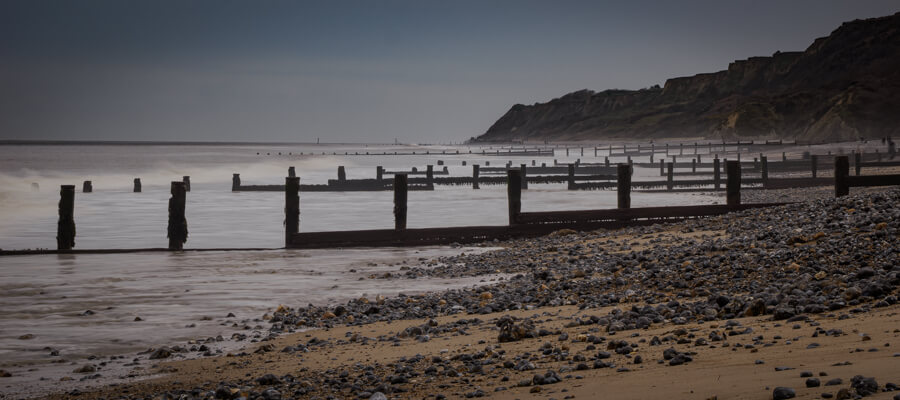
[{"left": 476, "top": 12, "right": 900, "bottom": 142}]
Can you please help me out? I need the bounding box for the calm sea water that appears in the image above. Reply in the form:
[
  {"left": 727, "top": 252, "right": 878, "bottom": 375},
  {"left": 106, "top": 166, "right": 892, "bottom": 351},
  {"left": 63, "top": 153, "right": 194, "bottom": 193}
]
[{"left": 0, "top": 143, "right": 719, "bottom": 395}]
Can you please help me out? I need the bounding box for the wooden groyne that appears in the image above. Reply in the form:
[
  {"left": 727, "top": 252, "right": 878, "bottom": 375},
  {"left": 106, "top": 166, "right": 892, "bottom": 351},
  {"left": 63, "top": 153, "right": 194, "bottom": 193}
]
[
  {"left": 4, "top": 154, "right": 898, "bottom": 256},
  {"left": 286, "top": 166, "right": 784, "bottom": 249}
]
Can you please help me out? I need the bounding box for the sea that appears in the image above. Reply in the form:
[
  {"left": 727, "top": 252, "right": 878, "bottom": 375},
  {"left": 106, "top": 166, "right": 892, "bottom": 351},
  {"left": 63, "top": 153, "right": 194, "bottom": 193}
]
[{"left": 0, "top": 142, "right": 719, "bottom": 395}]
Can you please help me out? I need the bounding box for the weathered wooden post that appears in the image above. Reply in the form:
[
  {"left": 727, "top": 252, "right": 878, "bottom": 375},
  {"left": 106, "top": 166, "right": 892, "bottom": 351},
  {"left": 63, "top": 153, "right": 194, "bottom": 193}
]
[
  {"left": 810, "top": 155, "right": 818, "bottom": 178},
  {"left": 604, "top": 157, "right": 610, "bottom": 167},
  {"left": 567, "top": 163, "right": 576, "bottom": 190},
  {"left": 782, "top": 152, "right": 787, "bottom": 161},
  {"left": 232, "top": 174, "right": 241, "bottom": 191},
  {"left": 580, "top": 147, "right": 584, "bottom": 156},
  {"left": 133, "top": 178, "right": 142, "bottom": 193},
  {"left": 627, "top": 155, "right": 632, "bottom": 164},
  {"left": 520, "top": 164, "right": 528, "bottom": 190},
  {"left": 666, "top": 162, "right": 674, "bottom": 191},
  {"left": 532, "top": 160, "right": 536, "bottom": 166},
  {"left": 285, "top": 177, "right": 300, "bottom": 246},
  {"left": 376, "top": 166, "right": 384, "bottom": 181},
  {"left": 761, "top": 156, "right": 768, "bottom": 186},
  {"left": 834, "top": 155, "right": 849, "bottom": 198},
  {"left": 617, "top": 163, "right": 631, "bottom": 209},
  {"left": 472, "top": 164, "right": 480, "bottom": 189},
  {"left": 167, "top": 181, "right": 188, "bottom": 250},
  {"left": 679, "top": 143, "right": 684, "bottom": 155},
  {"left": 182, "top": 176, "right": 191, "bottom": 192},
  {"left": 659, "top": 159, "right": 664, "bottom": 176},
  {"left": 426, "top": 165, "right": 434, "bottom": 187},
  {"left": 726, "top": 160, "right": 741, "bottom": 206},
  {"left": 288, "top": 166, "right": 296, "bottom": 178},
  {"left": 462, "top": 160, "right": 467, "bottom": 166},
  {"left": 713, "top": 158, "right": 721, "bottom": 191},
  {"left": 82, "top": 180, "right": 92, "bottom": 193},
  {"left": 507, "top": 169, "right": 521, "bottom": 225},
  {"left": 393, "top": 174, "right": 408, "bottom": 230},
  {"left": 854, "top": 152, "right": 862, "bottom": 176},
  {"left": 890, "top": 141, "right": 896, "bottom": 159},
  {"left": 566, "top": 148, "right": 569, "bottom": 156},
  {"left": 337, "top": 166, "right": 346, "bottom": 181},
  {"left": 594, "top": 148, "right": 598, "bottom": 157},
  {"left": 57, "top": 185, "right": 76, "bottom": 250},
  {"left": 691, "top": 159, "right": 696, "bottom": 173},
  {"left": 650, "top": 153, "right": 654, "bottom": 163}
]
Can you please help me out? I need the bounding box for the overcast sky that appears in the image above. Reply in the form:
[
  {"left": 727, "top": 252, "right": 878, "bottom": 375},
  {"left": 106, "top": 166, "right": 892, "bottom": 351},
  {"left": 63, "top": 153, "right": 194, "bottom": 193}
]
[{"left": 1, "top": 1, "right": 897, "bottom": 143}]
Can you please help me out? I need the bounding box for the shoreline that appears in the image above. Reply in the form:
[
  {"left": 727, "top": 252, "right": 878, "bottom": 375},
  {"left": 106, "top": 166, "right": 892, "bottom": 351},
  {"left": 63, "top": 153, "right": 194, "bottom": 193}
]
[{"left": 5, "top": 187, "right": 900, "bottom": 399}]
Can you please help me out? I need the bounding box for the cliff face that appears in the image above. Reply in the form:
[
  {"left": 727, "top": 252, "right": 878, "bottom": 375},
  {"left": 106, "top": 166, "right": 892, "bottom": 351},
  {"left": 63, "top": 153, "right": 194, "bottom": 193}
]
[{"left": 476, "top": 12, "right": 900, "bottom": 142}]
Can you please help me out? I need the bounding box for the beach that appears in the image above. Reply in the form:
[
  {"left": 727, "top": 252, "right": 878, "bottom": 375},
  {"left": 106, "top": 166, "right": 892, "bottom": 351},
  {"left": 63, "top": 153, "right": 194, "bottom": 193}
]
[{"left": 6, "top": 186, "right": 896, "bottom": 399}]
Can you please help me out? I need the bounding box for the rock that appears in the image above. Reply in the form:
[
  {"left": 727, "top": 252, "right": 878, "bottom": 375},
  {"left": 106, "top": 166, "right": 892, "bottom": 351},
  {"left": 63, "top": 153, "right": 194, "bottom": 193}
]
[
  {"left": 255, "top": 374, "right": 281, "bottom": 385},
  {"left": 149, "top": 347, "right": 172, "bottom": 359},
  {"left": 825, "top": 378, "right": 843, "bottom": 386},
  {"left": 0, "top": 370, "right": 11, "bottom": 377},
  {"left": 850, "top": 375, "right": 878, "bottom": 396},
  {"left": 805, "top": 378, "right": 820, "bottom": 387},
  {"left": 369, "top": 393, "right": 388, "bottom": 400},
  {"left": 73, "top": 365, "right": 96, "bottom": 374},
  {"left": 773, "top": 387, "right": 796, "bottom": 400},
  {"left": 496, "top": 316, "right": 536, "bottom": 343}
]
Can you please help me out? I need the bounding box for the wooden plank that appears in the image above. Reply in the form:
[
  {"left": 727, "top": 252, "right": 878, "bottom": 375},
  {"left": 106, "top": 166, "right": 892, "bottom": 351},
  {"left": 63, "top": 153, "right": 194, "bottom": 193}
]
[
  {"left": 848, "top": 174, "right": 900, "bottom": 187},
  {"left": 515, "top": 203, "right": 786, "bottom": 224}
]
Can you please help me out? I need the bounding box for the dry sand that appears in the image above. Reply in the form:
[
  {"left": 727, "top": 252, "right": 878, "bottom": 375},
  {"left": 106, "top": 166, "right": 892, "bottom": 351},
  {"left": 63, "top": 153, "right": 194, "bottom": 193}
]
[{"left": 42, "top": 301, "right": 899, "bottom": 399}]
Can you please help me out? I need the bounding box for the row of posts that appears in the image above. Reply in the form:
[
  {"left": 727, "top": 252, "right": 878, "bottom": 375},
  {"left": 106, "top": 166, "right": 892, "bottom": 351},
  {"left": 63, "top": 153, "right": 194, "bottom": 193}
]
[
  {"left": 73, "top": 177, "right": 189, "bottom": 193},
  {"left": 56, "top": 181, "right": 189, "bottom": 251},
  {"left": 282, "top": 161, "right": 746, "bottom": 245},
  {"left": 57, "top": 156, "right": 864, "bottom": 250}
]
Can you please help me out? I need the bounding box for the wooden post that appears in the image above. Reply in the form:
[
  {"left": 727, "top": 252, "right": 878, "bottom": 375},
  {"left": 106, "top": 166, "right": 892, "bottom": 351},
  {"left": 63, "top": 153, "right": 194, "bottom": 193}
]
[
  {"left": 566, "top": 148, "right": 569, "bottom": 156},
  {"left": 834, "top": 155, "right": 849, "bottom": 198},
  {"left": 133, "top": 178, "right": 142, "bottom": 193},
  {"left": 57, "top": 185, "right": 76, "bottom": 250},
  {"left": 604, "top": 157, "right": 610, "bottom": 167},
  {"left": 567, "top": 164, "right": 575, "bottom": 190},
  {"left": 617, "top": 163, "right": 631, "bottom": 209},
  {"left": 580, "top": 147, "right": 584, "bottom": 156},
  {"left": 679, "top": 143, "right": 684, "bottom": 155},
  {"left": 338, "top": 166, "right": 346, "bottom": 181},
  {"left": 426, "top": 165, "right": 434, "bottom": 187},
  {"left": 520, "top": 164, "right": 528, "bottom": 189},
  {"left": 507, "top": 169, "right": 521, "bottom": 225},
  {"left": 854, "top": 152, "right": 862, "bottom": 176},
  {"left": 659, "top": 159, "right": 664, "bottom": 176},
  {"left": 691, "top": 159, "right": 696, "bottom": 173},
  {"left": 82, "top": 180, "right": 92, "bottom": 193},
  {"left": 761, "top": 156, "right": 768, "bottom": 185},
  {"left": 726, "top": 160, "right": 740, "bottom": 206},
  {"left": 472, "top": 165, "right": 480, "bottom": 189},
  {"left": 650, "top": 153, "right": 654, "bottom": 163},
  {"left": 232, "top": 174, "right": 241, "bottom": 191},
  {"left": 666, "top": 162, "right": 674, "bottom": 191},
  {"left": 182, "top": 176, "right": 191, "bottom": 192},
  {"left": 713, "top": 158, "right": 721, "bottom": 191},
  {"left": 393, "top": 174, "right": 407, "bottom": 230},
  {"left": 594, "top": 148, "right": 597, "bottom": 157},
  {"left": 782, "top": 152, "right": 787, "bottom": 161},
  {"left": 288, "top": 166, "right": 296, "bottom": 178},
  {"left": 167, "top": 181, "right": 188, "bottom": 250},
  {"left": 810, "top": 155, "right": 818, "bottom": 178},
  {"left": 285, "top": 177, "right": 300, "bottom": 246},
  {"left": 890, "top": 141, "right": 896, "bottom": 159},
  {"left": 376, "top": 166, "right": 383, "bottom": 181}
]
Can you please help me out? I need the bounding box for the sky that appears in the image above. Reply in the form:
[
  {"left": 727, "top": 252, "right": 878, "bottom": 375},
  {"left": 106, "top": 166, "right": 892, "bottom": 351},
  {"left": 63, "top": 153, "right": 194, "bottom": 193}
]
[{"left": 1, "top": 1, "right": 897, "bottom": 144}]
